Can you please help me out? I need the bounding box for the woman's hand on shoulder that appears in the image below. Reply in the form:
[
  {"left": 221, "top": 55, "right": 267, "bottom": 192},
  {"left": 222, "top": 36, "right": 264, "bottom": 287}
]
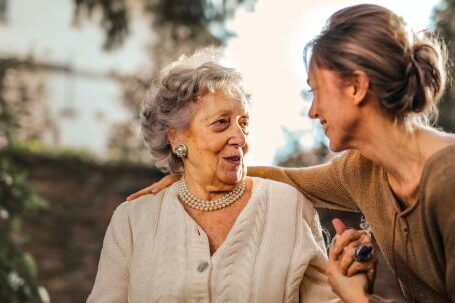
[{"left": 126, "top": 174, "right": 180, "bottom": 201}]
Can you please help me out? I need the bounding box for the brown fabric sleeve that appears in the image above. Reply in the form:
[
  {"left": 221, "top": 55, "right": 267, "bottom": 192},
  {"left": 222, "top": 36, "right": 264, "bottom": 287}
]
[
  {"left": 248, "top": 151, "right": 359, "bottom": 211},
  {"left": 368, "top": 294, "right": 396, "bottom": 303},
  {"left": 423, "top": 159, "right": 455, "bottom": 302}
]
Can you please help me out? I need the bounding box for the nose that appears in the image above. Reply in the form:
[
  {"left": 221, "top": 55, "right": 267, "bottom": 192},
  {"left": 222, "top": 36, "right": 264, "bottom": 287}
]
[
  {"left": 308, "top": 100, "right": 318, "bottom": 119},
  {"left": 228, "top": 123, "right": 247, "bottom": 147}
]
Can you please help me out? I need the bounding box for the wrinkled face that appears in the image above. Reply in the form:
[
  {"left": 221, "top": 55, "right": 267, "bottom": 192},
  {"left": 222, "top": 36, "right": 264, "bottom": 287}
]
[
  {"left": 307, "top": 63, "right": 360, "bottom": 152},
  {"left": 173, "top": 90, "right": 249, "bottom": 187}
]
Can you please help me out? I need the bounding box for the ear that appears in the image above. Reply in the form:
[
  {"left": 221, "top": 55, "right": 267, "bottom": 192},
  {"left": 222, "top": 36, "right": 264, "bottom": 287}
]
[
  {"left": 349, "top": 70, "right": 369, "bottom": 105},
  {"left": 167, "top": 128, "right": 180, "bottom": 151}
]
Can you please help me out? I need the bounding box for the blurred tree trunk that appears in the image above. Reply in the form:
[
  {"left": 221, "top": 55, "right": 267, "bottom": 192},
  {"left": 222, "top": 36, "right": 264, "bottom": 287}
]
[{"left": 435, "top": 0, "right": 455, "bottom": 132}]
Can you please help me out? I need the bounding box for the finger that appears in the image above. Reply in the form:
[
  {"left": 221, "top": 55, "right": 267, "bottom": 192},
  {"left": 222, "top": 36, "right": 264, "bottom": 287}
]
[
  {"left": 367, "top": 264, "right": 377, "bottom": 283},
  {"left": 346, "top": 252, "right": 377, "bottom": 279},
  {"left": 358, "top": 233, "right": 373, "bottom": 245},
  {"left": 331, "top": 229, "right": 364, "bottom": 258},
  {"left": 332, "top": 218, "right": 347, "bottom": 235},
  {"left": 164, "top": 174, "right": 181, "bottom": 186},
  {"left": 328, "top": 240, "right": 340, "bottom": 262},
  {"left": 126, "top": 174, "right": 180, "bottom": 201},
  {"left": 346, "top": 261, "right": 371, "bottom": 277},
  {"left": 338, "top": 242, "right": 361, "bottom": 274},
  {"left": 127, "top": 185, "right": 156, "bottom": 201}
]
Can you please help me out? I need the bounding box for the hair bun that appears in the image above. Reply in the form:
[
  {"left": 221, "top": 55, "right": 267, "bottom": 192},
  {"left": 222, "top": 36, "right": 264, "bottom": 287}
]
[{"left": 401, "top": 35, "right": 448, "bottom": 117}]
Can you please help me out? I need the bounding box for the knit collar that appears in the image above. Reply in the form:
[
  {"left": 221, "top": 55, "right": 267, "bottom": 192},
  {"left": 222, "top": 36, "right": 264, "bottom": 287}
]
[{"left": 382, "top": 143, "right": 455, "bottom": 217}]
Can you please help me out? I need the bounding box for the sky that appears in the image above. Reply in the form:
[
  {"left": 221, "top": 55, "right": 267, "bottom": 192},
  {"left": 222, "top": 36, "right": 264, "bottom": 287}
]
[{"left": 0, "top": 0, "right": 440, "bottom": 165}]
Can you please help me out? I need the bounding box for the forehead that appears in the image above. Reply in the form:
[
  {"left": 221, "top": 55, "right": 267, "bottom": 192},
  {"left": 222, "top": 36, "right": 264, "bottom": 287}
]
[
  {"left": 308, "top": 63, "right": 342, "bottom": 87},
  {"left": 195, "top": 90, "right": 248, "bottom": 119}
]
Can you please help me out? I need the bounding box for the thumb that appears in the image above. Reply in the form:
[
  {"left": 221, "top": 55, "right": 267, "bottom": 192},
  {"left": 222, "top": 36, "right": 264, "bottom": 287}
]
[{"left": 332, "top": 218, "right": 347, "bottom": 235}]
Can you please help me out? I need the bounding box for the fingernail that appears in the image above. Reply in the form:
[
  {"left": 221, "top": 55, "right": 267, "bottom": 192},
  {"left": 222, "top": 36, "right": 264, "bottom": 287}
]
[{"left": 150, "top": 189, "right": 158, "bottom": 194}]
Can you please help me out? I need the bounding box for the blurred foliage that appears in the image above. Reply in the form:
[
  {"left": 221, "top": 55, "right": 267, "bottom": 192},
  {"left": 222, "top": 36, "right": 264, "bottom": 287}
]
[
  {"left": 10, "top": 140, "right": 98, "bottom": 162},
  {"left": 73, "top": 0, "right": 256, "bottom": 50},
  {"left": 73, "top": 0, "right": 256, "bottom": 162},
  {"left": 274, "top": 121, "right": 331, "bottom": 167},
  {"left": 435, "top": 0, "right": 455, "bottom": 132},
  {"left": 0, "top": 58, "right": 48, "bottom": 302},
  {"left": 277, "top": 144, "right": 332, "bottom": 168}
]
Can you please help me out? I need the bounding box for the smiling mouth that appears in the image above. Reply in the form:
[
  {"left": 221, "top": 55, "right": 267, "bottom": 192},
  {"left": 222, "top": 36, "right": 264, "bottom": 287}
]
[{"left": 320, "top": 121, "right": 328, "bottom": 133}]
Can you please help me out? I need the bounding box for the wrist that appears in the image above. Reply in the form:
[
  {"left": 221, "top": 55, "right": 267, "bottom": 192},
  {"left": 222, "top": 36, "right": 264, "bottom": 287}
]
[{"left": 360, "top": 294, "right": 370, "bottom": 303}]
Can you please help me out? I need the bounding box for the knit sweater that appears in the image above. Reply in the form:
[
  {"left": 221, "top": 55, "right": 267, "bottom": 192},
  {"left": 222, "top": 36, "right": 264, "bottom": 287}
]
[
  {"left": 257, "top": 144, "right": 455, "bottom": 302},
  {"left": 87, "top": 177, "right": 338, "bottom": 303}
]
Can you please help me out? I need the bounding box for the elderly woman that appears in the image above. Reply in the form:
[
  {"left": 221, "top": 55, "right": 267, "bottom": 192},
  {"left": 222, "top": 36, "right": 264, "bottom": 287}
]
[{"left": 87, "top": 50, "right": 342, "bottom": 302}]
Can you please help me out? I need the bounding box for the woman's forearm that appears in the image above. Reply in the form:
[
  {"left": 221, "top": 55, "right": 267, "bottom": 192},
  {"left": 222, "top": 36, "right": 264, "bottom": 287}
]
[
  {"left": 248, "top": 166, "right": 298, "bottom": 187},
  {"left": 248, "top": 164, "right": 357, "bottom": 211}
]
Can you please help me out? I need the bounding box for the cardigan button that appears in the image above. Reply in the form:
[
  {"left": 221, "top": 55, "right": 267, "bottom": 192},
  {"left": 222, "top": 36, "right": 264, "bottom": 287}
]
[{"left": 197, "top": 261, "right": 209, "bottom": 272}]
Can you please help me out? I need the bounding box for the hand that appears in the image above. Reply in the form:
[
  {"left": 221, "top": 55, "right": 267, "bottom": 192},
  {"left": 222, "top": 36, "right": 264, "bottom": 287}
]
[
  {"left": 126, "top": 174, "right": 180, "bottom": 201},
  {"left": 326, "top": 260, "right": 370, "bottom": 303},
  {"left": 331, "top": 218, "right": 377, "bottom": 284},
  {"left": 326, "top": 218, "right": 377, "bottom": 303}
]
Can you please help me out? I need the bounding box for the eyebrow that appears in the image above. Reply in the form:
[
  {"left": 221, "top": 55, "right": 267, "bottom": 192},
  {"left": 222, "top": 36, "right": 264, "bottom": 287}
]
[
  {"left": 206, "top": 110, "right": 230, "bottom": 120},
  {"left": 206, "top": 110, "right": 249, "bottom": 121}
]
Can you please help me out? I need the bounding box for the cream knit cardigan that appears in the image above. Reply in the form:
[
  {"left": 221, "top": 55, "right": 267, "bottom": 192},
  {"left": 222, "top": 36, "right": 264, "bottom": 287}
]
[{"left": 87, "top": 177, "right": 338, "bottom": 303}]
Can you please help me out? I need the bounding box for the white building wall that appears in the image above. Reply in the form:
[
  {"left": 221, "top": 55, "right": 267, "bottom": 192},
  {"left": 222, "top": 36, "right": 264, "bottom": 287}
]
[{"left": 0, "top": 0, "right": 153, "bottom": 156}]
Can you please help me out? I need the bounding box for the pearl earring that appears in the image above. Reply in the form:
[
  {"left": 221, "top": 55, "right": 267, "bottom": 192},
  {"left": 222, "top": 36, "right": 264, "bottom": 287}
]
[{"left": 174, "top": 144, "right": 188, "bottom": 158}]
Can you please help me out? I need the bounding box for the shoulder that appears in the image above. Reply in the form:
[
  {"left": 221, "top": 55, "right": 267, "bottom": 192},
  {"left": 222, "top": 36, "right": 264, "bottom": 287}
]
[
  {"left": 421, "top": 144, "right": 455, "bottom": 221},
  {"left": 113, "top": 185, "right": 176, "bottom": 225},
  {"left": 254, "top": 177, "right": 306, "bottom": 203},
  {"left": 422, "top": 143, "right": 455, "bottom": 196},
  {"left": 253, "top": 177, "right": 316, "bottom": 221}
]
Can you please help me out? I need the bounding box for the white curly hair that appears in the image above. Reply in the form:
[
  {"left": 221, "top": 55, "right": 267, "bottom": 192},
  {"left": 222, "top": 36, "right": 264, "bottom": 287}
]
[{"left": 140, "top": 47, "right": 250, "bottom": 173}]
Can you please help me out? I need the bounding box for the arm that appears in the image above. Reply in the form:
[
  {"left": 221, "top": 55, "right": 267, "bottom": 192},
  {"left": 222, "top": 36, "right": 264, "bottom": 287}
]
[
  {"left": 249, "top": 152, "right": 359, "bottom": 211},
  {"left": 127, "top": 151, "right": 361, "bottom": 212},
  {"left": 87, "top": 203, "right": 131, "bottom": 303},
  {"left": 425, "top": 165, "right": 455, "bottom": 302},
  {"left": 443, "top": 210, "right": 455, "bottom": 301}
]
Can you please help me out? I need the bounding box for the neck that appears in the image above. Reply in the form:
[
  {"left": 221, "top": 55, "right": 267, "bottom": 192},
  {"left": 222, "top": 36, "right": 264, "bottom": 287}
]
[
  {"left": 349, "top": 114, "right": 427, "bottom": 206},
  {"left": 183, "top": 171, "right": 240, "bottom": 201}
]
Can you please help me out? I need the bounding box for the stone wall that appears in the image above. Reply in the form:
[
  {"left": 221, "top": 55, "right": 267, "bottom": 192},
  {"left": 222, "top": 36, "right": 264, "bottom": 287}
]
[{"left": 11, "top": 151, "right": 164, "bottom": 303}]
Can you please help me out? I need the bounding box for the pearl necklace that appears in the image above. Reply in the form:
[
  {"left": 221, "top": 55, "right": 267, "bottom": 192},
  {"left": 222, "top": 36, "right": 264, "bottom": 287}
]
[{"left": 177, "top": 175, "right": 246, "bottom": 212}]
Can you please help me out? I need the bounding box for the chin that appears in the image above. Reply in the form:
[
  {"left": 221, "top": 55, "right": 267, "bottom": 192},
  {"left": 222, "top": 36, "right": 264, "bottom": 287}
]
[
  {"left": 220, "top": 170, "right": 244, "bottom": 185},
  {"left": 328, "top": 138, "right": 349, "bottom": 153}
]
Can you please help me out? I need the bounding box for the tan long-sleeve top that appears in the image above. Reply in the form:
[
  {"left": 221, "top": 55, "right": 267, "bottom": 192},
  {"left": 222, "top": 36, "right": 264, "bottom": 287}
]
[
  {"left": 252, "top": 144, "right": 455, "bottom": 302},
  {"left": 87, "top": 177, "right": 338, "bottom": 303}
]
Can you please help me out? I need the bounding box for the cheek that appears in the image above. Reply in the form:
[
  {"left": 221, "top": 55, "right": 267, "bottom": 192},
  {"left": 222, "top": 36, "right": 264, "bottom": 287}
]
[
  {"left": 207, "top": 139, "right": 228, "bottom": 154},
  {"left": 242, "top": 142, "right": 249, "bottom": 155},
  {"left": 193, "top": 137, "right": 226, "bottom": 160}
]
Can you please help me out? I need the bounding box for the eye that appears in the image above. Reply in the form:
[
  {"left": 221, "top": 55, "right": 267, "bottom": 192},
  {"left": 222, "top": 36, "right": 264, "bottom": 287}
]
[
  {"left": 240, "top": 120, "right": 249, "bottom": 128},
  {"left": 240, "top": 119, "right": 249, "bottom": 135},
  {"left": 211, "top": 118, "right": 230, "bottom": 131},
  {"left": 214, "top": 118, "right": 229, "bottom": 125}
]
